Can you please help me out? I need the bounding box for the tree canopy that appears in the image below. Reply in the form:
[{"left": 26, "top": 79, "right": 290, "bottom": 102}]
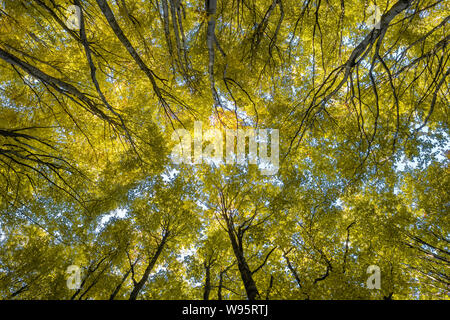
[{"left": 0, "top": 0, "right": 448, "bottom": 300}]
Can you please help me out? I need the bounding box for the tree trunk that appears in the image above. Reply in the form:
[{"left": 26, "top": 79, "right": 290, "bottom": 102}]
[
  {"left": 128, "top": 234, "right": 168, "bottom": 300},
  {"left": 226, "top": 227, "right": 259, "bottom": 300},
  {"left": 109, "top": 267, "right": 132, "bottom": 300},
  {"left": 203, "top": 263, "right": 211, "bottom": 300},
  {"left": 217, "top": 271, "right": 223, "bottom": 300}
]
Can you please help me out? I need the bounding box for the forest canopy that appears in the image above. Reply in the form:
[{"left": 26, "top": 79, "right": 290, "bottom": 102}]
[{"left": 0, "top": 0, "right": 448, "bottom": 300}]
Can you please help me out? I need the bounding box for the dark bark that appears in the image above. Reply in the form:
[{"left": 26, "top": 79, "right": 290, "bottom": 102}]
[
  {"left": 284, "top": 253, "right": 302, "bottom": 288},
  {"left": 128, "top": 232, "right": 169, "bottom": 300},
  {"left": 78, "top": 262, "right": 111, "bottom": 300},
  {"left": 265, "top": 275, "right": 274, "bottom": 300},
  {"left": 203, "top": 262, "right": 212, "bottom": 300},
  {"left": 225, "top": 225, "right": 260, "bottom": 300},
  {"left": 109, "top": 266, "right": 132, "bottom": 300},
  {"left": 9, "top": 284, "right": 28, "bottom": 298},
  {"left": 70, "top": 254, "right": 111, "bottom": 300}
]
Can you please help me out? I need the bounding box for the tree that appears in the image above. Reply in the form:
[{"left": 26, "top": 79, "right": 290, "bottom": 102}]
[{"left": 0, "top": 0, "right": 448, "bottom": 300}]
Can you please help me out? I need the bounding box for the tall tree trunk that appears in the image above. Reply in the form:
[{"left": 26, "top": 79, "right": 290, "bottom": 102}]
[
  {"left": 109, "top": 266, "right": 132, "bottom": 300},
  {"left": 226, "top": 227, "right": 259, "bottom": 300},
  {"left": 128, "top": 234, "right": 168, "bottom": 300},
  {"left": 203, "top": 262, "right": 211, "bottom": 300}
]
